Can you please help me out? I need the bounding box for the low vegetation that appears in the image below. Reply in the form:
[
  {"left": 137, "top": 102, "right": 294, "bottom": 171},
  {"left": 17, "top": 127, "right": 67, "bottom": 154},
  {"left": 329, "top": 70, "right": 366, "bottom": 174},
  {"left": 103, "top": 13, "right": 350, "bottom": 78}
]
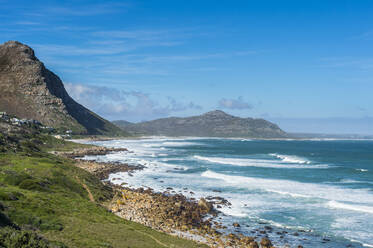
[{"left": 0, "top": 123, "right": 206, "bottom": 247}]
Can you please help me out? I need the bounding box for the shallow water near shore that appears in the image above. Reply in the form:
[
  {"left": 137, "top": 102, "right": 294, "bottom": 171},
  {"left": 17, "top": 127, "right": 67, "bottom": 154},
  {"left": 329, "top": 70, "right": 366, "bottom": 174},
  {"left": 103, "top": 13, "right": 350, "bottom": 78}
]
[{"left": 78, "top": 138, "right": 373, "bottom": 248}]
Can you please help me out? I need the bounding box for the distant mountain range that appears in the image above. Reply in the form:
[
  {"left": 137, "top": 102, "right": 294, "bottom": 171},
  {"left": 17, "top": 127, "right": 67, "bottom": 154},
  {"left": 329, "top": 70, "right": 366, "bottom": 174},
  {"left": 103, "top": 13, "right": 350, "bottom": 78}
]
[
  {"left": 114, "top": 110, "right": 288, "bottom": 138},
  {"left": 0, "top": 41, "right": 125, "bottom": 136}
]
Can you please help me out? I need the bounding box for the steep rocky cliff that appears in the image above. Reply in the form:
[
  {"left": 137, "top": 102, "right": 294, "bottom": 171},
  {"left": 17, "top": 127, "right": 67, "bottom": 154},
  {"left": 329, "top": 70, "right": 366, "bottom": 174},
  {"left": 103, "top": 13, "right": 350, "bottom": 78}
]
[
  {"left": 0, "top": 41, "right": 125, "bottom": 135},
  {"left": 114, "top": 110, "right": 288, "bottom": 138}
]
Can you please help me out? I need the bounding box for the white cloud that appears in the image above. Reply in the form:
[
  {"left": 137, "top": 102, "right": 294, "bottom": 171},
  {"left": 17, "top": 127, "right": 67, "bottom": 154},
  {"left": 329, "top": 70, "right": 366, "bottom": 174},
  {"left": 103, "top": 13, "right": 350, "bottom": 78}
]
[
  {"left": 32, "top": 44, "right": 132, "bottom": 56},
  {"left": 218, "top": 96, "right": 252, "bottom": 110},
  {"left": 64, "top": 83, "right": 202, "bottom": 121},
  {"left": 320, "top": 57, "right": 373, "bottom": 70},
  {"left": 42, "top": 2, "right": 130, "bottom": 17},
  {"left": 92, "top": 30, "right": 169, "bottom": 41},
  {"left": 14, "top": 21, "right": 40, "bottom": 25}
]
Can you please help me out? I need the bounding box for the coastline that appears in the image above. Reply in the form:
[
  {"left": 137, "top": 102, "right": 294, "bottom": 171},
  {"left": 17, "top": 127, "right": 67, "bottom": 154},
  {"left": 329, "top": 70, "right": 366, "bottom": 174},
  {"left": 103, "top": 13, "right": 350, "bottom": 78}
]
[
  {"left": 71, "top": 135, "right": 373, "bottom": 144},
  {"left": 66, "top": 136, "right": 369, "bottom": 248},
  {"left": 66, "top": 137, "right": 373, "bottom": 248},
  {"left": 59, "top": 145, "right": 281, "bottom": 248}
]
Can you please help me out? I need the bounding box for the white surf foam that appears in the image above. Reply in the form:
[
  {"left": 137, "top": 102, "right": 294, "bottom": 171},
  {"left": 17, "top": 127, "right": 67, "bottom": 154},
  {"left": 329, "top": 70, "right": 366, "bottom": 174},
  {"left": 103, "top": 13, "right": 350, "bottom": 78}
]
[
  {"left": 193, "top": 155, "right": 327, "bottom": 169},
  {"left": 269, "top": 153, "right": 311, "bottom": 164},
  {"left": 162, "top": 141, "right": 199, "bottom": 147},
  {"left": 194, "top": 155, "right": 252, "bottom": 166},
  {"left": 339, "top": 179, "right": 373, "bottom": 185},
  {"left": 327, "top": 201, "right": 373, "bottom": 214},
  {"left": 201, "top": 170, "right": 373, "bottom": 205},
  {"left": 350, "top": 240, "right": 373, "bottom": 248}
]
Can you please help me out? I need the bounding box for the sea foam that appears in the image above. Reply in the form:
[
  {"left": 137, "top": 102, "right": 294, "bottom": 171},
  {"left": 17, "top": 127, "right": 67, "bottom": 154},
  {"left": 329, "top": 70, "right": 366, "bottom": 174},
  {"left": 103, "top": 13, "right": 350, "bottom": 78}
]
[
  {"left": 269, "top": 153, "right": 311, "bottom": 164},
  {"left": 201, "top": 170, "right": 373, "bottom": 205},
  {"left": 193, "top": 155, "right": 327, "bottom": 169},
  {"left": 327, "top": 201, "right": 373, "bottom": 214}
]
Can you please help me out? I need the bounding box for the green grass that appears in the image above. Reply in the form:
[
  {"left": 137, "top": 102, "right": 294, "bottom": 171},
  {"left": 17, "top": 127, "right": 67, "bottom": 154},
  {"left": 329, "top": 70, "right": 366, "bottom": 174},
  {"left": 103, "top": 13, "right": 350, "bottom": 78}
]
[
  {"left": 39, "top": 135, "right": 94, "bottom": 152},
  {"left": 0, "top": 142, "right": 206, "bottom": 248}
]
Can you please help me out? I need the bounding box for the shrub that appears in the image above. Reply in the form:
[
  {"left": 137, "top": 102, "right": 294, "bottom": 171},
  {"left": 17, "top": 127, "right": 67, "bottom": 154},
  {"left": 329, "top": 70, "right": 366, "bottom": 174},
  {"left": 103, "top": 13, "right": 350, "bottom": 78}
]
[
  {"left": 3, "top": 171, "right": 31, "bottom": 186},
  {"left": 0, "top": 227, "right": 66, "bottom": 248},
  {"left": 0, "top": 191, "right": 23, "bottom": 201},
  {"left": 18, "top": 179, "right": 49, "bottom": 192},
  {"left": 20, "top": 140, "right": 41, "bottom": 153},
  {"left": 0, "top": 212, "right": 13, "bottom": 228}
]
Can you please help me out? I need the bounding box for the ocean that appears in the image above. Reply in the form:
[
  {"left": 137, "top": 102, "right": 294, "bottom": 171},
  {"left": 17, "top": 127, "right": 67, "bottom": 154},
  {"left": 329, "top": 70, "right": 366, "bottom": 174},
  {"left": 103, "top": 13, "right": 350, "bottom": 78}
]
[{"left": 79, "top": 138, "right": 373, "bottom": 248}]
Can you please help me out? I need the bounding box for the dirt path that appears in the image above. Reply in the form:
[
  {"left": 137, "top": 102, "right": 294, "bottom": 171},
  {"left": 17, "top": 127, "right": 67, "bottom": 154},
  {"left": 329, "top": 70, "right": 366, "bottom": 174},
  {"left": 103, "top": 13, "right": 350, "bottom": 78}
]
[
  {"left": 134, "top": 229, "right": 172, "bottom": 248},
  {"left": 75, "top": 175, "right": 173, "bottom": 247},
  {"left": 75, "top": 176, "right": 95, "bottom": 202}
]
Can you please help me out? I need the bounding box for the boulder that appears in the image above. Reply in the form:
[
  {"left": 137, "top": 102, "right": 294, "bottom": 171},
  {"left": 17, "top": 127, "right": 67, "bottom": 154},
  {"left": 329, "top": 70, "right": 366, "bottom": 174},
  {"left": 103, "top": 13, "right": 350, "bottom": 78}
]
[
  {"left": 248, "top": 241, "right": 259, "bottom": 248},
  {"left": 260, "top": 237, "right": 272, "bottom": 248},
  {"left": 233, "top": 222, "right": 240, "bottom": 228},
  {"left": 198, "top": 198, "right": 213, "bottom": 212}
]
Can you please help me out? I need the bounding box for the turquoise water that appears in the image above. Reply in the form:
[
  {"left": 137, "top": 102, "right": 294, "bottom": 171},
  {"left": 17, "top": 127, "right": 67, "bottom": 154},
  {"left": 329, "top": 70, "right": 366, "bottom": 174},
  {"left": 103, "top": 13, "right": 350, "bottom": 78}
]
[{"left": 81, "top": 138, "right": 373, "bottom": 247}]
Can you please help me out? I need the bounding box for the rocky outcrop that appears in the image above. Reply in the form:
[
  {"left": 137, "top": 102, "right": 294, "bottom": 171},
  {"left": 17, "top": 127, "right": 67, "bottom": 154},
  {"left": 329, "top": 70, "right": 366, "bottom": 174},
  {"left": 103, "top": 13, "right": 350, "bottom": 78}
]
[
  {"left": 110, "top": 187, "right": 272, "bottom": 248},
  {"left": 198, "top": 198, "right": 213, "bottom": 212},
  {"left": 61, "top": 145, "right": 285, "bottom": 247},
  {"left": 0, "top": 41, "right": 125, "bottom": 135},
  {"left": 57, "top": 146, "right": 128, "bottom": 158},
  {"left": 114, "top": 110, "right": 288, "bottom": 138}
]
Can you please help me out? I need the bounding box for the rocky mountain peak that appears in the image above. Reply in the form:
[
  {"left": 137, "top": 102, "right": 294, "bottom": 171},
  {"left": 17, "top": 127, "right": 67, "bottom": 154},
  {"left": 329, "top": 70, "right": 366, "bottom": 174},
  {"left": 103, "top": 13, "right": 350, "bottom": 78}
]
[
  {"left": 0, "top": 41, "right": 38, "bottom": 66},
  {"left": 0, "top": 41, "right": 125, "bottom": 136},
  {"left": 203, "top": 110, "right": 231, "bottom": 117},
  {"left": 114, "top": 110, "right": 288, "bottom": 138}
]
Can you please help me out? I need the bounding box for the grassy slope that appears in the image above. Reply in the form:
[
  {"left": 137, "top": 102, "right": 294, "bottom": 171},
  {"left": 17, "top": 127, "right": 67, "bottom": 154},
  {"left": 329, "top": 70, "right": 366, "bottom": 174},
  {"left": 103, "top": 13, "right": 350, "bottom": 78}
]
[{"left": 0, "top": 136, "right": 206, "bottom": 248}]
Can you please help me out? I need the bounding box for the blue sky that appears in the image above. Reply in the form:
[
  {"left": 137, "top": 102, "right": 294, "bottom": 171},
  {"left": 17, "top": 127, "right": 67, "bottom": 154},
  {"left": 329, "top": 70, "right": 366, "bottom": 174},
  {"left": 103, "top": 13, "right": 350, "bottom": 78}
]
[{"left": 1, "top": 0, "right": 373, "bottom": 134}]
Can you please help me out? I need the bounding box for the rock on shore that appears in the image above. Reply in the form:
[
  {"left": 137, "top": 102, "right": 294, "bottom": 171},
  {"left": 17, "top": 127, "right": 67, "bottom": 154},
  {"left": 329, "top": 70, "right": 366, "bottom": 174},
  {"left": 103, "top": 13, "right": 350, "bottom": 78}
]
[
  {"left": 110, "top": 187, "right": 275, "bottom": 248},
  {"left": 57, "top": 146, "right": 128, "bottom": 158}
]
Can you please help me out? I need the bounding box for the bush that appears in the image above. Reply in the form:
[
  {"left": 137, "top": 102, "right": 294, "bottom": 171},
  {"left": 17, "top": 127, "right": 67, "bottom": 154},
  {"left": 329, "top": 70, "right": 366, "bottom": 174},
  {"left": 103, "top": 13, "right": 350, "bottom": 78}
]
[
  {"left": 0, "top": 227, "right": 66, "bottom": 248},
  {"left": 20, "top": 140, "right": 41, "bottom": 153},
  {"left": 50, "top": 172, "right": 86, "bottom": 197},
  {"left": 3, "top": 171, "right": 31, "bottom": 186},
  {"left": 0, "top": 212, "right": 13, "bottom": 228},
  {"left": 18, "top": 179, "right": 49, "bottom": 192},
  {"left": 7, "top": 206, "right": 63, "bottom": 232},
  {"left": 0, "top": 191, "right": 23, "bottom": 201}
]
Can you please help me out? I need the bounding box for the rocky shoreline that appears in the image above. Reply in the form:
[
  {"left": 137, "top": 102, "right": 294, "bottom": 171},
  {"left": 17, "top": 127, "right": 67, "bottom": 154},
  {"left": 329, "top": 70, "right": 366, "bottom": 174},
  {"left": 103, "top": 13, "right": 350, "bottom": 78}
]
[
  {"left": 60, "top": 146, "right": 303, "bottom": 248},
  {"left": 56, "top": 146, "right": 143, "bottom": 180},
  {"left": 56, "top": 146, "right": 128, "bottom": 158}
]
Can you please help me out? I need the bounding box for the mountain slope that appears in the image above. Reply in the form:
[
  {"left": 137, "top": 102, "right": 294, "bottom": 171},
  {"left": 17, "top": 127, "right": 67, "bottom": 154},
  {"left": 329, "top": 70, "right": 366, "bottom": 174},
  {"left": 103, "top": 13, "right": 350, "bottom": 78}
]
[
  {"left": 114, "top": 110, "right": 288, "bottom": 138},
  {"left": 0, "top": 41, "right": 125, "bottom": 136},
  {"left": 0, "top": 124, "right": 205, "bottom": 248}
]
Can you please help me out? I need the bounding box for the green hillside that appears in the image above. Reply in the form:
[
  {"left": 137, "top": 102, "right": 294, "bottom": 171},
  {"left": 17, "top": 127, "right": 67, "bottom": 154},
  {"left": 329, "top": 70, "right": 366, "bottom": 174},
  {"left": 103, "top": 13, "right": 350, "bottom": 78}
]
[{"left": 0, "top": 125, "right": 206, "bottom": 247}]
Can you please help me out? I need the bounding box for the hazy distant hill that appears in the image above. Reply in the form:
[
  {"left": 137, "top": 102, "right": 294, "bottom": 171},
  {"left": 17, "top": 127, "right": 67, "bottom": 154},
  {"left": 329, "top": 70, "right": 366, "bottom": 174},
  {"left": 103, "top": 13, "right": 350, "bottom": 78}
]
[
  {"left": 114, "top": 110, "right": 288, "bottom": 138},
  {"left": 0, "top": 41, "right": 125, "bottom": 136}
]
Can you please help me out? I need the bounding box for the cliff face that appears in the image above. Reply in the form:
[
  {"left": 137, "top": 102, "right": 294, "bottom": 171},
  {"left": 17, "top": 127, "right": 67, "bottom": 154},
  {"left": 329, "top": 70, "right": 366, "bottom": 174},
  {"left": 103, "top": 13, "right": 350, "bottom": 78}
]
[
  {"left": 114, "top": 110, "right": 288, "bottom": 138},
  {"left": 0, "top": 41, "right": 125, "bottom": 135}
]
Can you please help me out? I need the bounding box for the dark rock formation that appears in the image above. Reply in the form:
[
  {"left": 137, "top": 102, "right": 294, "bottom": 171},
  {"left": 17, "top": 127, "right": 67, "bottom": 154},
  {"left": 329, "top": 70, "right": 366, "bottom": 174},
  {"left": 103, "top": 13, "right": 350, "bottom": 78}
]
[
  {"left": 114, "top": 110, "right": 288, "bottom": 138},
  {"left": 260, "top": 237, "right": 273, "bottom": 248},
  {"left": 0, "top": 41, "right": 125, "bottom": 135}
]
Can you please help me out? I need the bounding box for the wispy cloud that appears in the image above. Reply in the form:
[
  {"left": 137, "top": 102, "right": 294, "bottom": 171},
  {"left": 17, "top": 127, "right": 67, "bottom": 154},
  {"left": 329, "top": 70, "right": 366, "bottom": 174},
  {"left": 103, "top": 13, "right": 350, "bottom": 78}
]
[
  {"left": 129, "top": 49, "right": 259, "bottom": 63},
  {"left": 320, "top": 57, "right": 373, "bottom": 70},
  {"left": 32, "top": 44, "right": 132, "bottom": 56},
  {"left": 33, "top": 2, "right": 130, "bottom": 17},
  {"left": 92, "top": 30, "right": 170, "bottom": 41},
  {"left": 31, "top": 41, "right": 258, "bottom": 77},
  {"left": 218, "top": 96, "right": 253, "bottom": 110},
  {"left": 14, "top": 21, "right": 41, "bottom": 25},
  {"left": 30, "top": 28, "right": 185, "bottom": 57},
  {"left": 352, "top": 30, "right": 373, "bottom": 40},
  {"left": 64, "top": 83, "right": 202, "bottom": 121},
  {"left": 270, "top": 116, "right": 373, "bottom": 135}
]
